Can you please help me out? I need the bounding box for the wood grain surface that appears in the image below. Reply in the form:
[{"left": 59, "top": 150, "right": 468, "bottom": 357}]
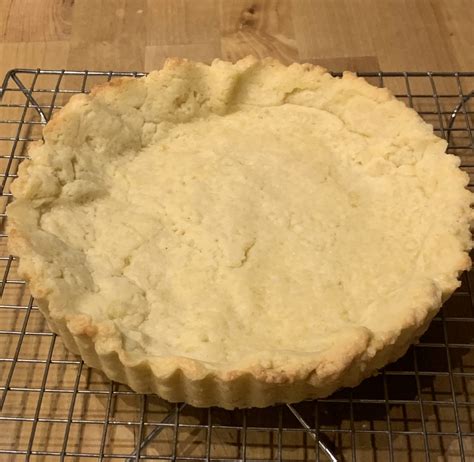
[{"left": 0, "top": 0, "right": 473, "bottom": 79}]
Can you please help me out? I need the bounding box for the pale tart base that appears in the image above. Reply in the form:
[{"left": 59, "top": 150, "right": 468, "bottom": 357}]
[{"left": 7, "top": 57, "right": 472, "bottom": 408}]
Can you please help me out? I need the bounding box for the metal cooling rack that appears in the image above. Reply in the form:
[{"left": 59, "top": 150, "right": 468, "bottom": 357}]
[{"left": 0, "top": 68, "right": 473, "bottom": 462}]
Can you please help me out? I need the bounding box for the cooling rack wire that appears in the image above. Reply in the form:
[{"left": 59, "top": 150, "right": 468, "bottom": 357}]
[{"left": 0, "top": 69, "right": 473, "bottom": 462}]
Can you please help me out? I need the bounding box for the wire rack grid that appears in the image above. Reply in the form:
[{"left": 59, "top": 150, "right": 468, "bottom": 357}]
[{"left": 0, "top": 68, "right": 473, "bottom": 462}]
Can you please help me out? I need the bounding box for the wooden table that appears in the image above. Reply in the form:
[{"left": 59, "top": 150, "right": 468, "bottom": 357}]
[{"left": 0, "top": 0, "right": 473, "bottom": 80}]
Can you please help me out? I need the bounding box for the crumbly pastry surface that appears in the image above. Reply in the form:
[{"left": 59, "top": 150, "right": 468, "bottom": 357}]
[{"left": 7, "top": 57, "right": 473, "bottom": 408}]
